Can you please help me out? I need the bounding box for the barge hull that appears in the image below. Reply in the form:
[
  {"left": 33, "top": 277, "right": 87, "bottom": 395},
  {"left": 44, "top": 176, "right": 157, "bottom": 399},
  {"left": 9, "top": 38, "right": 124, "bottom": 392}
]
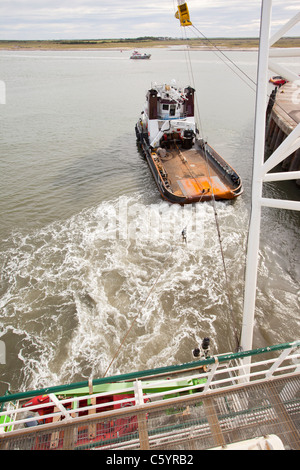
[{"left": 136, "top": 125, "right": 242, "bottom": 204}]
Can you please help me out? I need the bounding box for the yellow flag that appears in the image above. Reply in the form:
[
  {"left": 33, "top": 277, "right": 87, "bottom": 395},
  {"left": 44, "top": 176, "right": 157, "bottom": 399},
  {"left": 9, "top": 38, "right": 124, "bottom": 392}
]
[{"left": 175, "top": 1, "right": 192, "bottom": 27}]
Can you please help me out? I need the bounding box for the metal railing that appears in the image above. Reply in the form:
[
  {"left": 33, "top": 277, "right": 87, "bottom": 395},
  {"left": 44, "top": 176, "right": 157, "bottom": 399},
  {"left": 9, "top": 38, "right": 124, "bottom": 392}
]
[{"left": 0, "top": 340, "right": 299, "bottom": 449}]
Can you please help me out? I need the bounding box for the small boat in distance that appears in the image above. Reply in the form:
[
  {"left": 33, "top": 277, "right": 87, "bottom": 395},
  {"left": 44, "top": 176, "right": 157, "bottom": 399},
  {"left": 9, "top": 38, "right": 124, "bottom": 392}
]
[
  {"left": 130, "top": 50, "right": 151, "bottom": 60},
  {"left": 135, "top": 81, "right": 243, "bottom": 204}
]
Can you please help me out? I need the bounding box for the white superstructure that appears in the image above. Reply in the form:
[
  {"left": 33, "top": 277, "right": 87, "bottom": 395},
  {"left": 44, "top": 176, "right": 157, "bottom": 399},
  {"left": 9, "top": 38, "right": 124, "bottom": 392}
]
[{"left": 140, "top": 81, "right": 196, "bottom": 148}]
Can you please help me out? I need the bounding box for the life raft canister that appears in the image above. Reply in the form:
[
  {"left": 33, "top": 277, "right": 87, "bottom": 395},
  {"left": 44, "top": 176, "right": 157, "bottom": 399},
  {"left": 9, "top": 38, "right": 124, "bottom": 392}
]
[{"left": 22, "top": 395, "right": 50, "bottom": 409}]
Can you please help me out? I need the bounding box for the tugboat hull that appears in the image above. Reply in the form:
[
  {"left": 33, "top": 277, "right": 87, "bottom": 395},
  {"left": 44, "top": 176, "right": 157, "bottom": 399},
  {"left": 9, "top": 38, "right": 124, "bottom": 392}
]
[{"left": 135, "top": 123, "right": 243, "bottom": 204}]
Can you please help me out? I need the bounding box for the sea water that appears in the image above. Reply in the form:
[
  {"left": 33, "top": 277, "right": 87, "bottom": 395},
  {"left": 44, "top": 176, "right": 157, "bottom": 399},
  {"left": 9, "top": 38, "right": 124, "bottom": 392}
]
[{"left": 0, "top": 48, "right": 299, "bottom": 393}]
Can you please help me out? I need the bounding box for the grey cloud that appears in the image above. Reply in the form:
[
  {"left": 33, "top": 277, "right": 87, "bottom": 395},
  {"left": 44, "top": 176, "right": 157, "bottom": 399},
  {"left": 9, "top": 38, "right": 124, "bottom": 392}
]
[{"left": 0, "top": 0, "right": 299, "bottom": 40}]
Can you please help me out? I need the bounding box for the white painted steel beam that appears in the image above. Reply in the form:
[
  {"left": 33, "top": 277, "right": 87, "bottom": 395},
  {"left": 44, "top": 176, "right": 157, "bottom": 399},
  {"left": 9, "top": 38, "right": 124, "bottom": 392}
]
[
  {"left": 48, "top": 393, "right": 72, "bottom": 421},
  {"left": 263, "top": 171, "right": 300, "bottom": 182},
  {"left": 240, "top": 0, "right": 273, "bottom": 357},
  {"left": 261, "top": 198, "right": 300, "bottom": 211},
  {"left": 269, "top": 11, "right": 300, "bottom": 47},
  {"left": 261, "top": 124, "right": 300, "bottom": 175},
  {"left": 241, "top": 2, "right": 300, "bottom": 362},
  {"left": 269, "top": 48, "right": 300, "bottom": 58}
]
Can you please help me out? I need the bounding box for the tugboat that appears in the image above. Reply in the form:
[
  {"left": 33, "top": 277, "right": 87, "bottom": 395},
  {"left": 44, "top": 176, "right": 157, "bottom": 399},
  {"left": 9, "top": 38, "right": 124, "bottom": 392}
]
[
  {"left": 135, "top": 81, "right": 243, "bottom": 204},
  {"left": 130, "top": 50, "right": 151, "bottom": 60}
]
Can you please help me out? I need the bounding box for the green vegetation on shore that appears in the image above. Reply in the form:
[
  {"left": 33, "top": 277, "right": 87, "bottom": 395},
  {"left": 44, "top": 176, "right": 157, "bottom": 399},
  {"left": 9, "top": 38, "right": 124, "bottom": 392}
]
[{"left": 0, "top": 36, "right": 299, "bottom": 50}]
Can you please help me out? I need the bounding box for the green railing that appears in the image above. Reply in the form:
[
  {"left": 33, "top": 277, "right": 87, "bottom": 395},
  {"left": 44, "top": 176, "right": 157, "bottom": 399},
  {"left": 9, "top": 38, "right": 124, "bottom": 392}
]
[{"left": 1, "top": 340, "right": 299, "bottom": 405}]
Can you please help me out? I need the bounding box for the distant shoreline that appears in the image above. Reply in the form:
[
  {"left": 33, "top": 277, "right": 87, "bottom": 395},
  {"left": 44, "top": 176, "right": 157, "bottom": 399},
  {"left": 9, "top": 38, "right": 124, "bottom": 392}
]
[
  {"left": 0, "top": 37, "right": 299, "bottom": 51},
  {"left": 0, "top": 46, "right": 261, "bottom": 52}
]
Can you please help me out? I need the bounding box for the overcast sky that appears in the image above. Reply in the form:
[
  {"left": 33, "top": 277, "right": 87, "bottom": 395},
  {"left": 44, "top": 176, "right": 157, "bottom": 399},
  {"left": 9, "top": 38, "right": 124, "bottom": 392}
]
[{"left": 0, "top": 0, "right": 299, "bottom": 41}]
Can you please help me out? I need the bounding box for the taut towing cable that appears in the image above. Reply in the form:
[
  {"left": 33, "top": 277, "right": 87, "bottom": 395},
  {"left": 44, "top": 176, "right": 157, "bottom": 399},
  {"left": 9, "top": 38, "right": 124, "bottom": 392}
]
[{"left": 174, "top": 0, "right": 242, "bottom": 352}]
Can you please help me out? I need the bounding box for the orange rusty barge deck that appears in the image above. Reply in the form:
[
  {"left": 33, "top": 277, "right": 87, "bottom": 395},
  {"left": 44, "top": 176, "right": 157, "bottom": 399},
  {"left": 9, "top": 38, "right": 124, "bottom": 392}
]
[{"left": 136, "top": 130, "right": 243, "bottom": 204}]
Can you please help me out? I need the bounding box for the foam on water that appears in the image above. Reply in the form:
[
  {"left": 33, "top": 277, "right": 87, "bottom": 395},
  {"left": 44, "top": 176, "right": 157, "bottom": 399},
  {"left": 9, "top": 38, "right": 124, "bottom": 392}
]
[
  {"left": 0, "top": 194, "right": 246, "bottom": 389},
  {"left": 0, "top": 193, "right": 298, "bottom": 392}
]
